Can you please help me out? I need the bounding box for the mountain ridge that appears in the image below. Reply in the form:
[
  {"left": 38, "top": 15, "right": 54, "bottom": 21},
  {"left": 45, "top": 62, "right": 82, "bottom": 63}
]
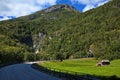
[
  {"left": 0, "top": 0, "right": 120, "bottom": 64},
  {"left": 0, "top": 4, "right": 79, "bottom": 22},
  {"left": 43, "top": 4, "right": 79, "bottom": 13}
]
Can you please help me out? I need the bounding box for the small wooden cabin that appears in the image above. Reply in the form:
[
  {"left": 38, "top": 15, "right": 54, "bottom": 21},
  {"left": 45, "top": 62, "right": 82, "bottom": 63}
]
[
  {"left": 96, "top": 60, "right": 110, "bottom": 66},
  {"left": 101, "top": 60, "right": 110, "bottom": 65}
]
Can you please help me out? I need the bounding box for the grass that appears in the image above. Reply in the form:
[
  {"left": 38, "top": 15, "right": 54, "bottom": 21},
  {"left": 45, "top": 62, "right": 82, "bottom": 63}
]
[{"left": 39, "top": 58, "right": 120, "bottom": 78}]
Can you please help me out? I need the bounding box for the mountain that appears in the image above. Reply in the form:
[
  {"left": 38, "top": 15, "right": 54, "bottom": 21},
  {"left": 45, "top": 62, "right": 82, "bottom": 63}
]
[
  {"left": 0, "top": 0, "right": 120, "bottom": 64},
  {"left": 44, "top": 4, "right": 79, "bottom": 13}
]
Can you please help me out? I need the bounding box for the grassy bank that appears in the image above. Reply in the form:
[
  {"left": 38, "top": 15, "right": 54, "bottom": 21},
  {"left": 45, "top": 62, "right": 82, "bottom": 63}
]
[{"left": 39, "top": 58, "right": 120, "bottom": 78}]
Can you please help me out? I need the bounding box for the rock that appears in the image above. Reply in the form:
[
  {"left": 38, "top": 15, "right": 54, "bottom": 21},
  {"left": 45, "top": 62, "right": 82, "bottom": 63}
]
[{"left": 44, "top": 4, "right": 78, "bottom": 13}]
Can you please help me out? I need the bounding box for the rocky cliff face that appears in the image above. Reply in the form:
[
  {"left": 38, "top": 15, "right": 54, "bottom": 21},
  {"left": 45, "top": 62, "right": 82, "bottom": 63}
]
[
  {"left": 44, "top": 4, "right": 79, "bottom": 13},
  {"left": 33, "top": 33, "right": 46, "bottom": 54}
]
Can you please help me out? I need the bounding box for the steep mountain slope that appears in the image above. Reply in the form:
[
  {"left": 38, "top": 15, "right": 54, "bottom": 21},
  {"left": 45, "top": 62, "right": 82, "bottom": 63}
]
[
  {"left": 0, "top": 0, "right": 120, "bottom": 64},
  {"left": 0, "top": 4, "right": 79, "bottom": 63},
  {"left": 39, "top": 0, "right": 120, "bottom": 60}
]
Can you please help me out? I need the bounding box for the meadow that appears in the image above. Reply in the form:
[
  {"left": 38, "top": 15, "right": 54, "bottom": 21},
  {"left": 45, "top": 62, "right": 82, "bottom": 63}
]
[{"left": 39, "top": 58, "right": 120, "bottom": 78}]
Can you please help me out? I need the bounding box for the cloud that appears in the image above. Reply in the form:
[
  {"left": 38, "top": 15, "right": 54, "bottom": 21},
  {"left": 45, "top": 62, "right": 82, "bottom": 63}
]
[
  {"left": 83, "top": 5, "right": 95, "bottom": 12},
  {"left": 71, "top": 0, "right": 109, "bottom": 12},
  {"left": 97, "top": 0, "right": 109, "bottom": 6},
  {"left": 0, "top": 0, "right": 57, "bottom": 18},
  {"left": 0, "top": 16, "right": 12, "bottom": 21},
  {"left": 36, "top": 0, "right": 57, "bottom": 5}
]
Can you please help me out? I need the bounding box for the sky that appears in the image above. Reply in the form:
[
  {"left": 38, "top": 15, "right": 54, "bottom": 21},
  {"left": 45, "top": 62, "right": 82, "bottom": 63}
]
[{"left": 0, "top": 0, "right": 110, "bottom": 21}]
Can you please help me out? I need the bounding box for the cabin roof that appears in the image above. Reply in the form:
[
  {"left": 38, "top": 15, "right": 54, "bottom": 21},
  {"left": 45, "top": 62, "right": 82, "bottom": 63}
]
[{"left": 101, "top": 60, "right": 110, "bottom": 62}]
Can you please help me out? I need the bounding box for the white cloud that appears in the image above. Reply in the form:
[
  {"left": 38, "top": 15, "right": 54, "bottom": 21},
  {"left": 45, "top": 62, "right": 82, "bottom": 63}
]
[
  {"left": 71, "top": 0, "right": 109, "bottom": 12},
  {"left": 0, "top": 0, "right": 57, "bottom": 18},
  {"left": 83, "top": 5, "right": 95, "bottom": 12},
  {"left": 36, "top": 0, "right": 56, "bottom": 5},
  {"left": 0, "top": 16, "right": 11, "bottom": 21},
  {"left": 97, "top": 0, "right": 109, "bottom": 6}
]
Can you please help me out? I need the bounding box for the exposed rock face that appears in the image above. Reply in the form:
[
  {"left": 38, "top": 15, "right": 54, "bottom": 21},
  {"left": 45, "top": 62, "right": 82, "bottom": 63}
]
[
  {"left": 33, "top": 33, "right": 46, "bottom": 54},
  {"left": 44, "top": 4, "right": 78, "bottom": 13}
]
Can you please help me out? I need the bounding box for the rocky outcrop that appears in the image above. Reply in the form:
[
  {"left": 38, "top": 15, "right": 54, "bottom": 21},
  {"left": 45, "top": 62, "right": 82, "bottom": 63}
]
[
  {"left": 44, "top": 4, "right": 78, "bottom": 13},
  {"left": 33, "top": 33, "right": 46, "bottom": 54}
]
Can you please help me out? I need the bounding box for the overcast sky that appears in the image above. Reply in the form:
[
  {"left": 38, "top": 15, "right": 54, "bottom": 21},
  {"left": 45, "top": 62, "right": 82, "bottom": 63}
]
[{"left": 0, "top": 0, "right": 110, "bottom": 21}]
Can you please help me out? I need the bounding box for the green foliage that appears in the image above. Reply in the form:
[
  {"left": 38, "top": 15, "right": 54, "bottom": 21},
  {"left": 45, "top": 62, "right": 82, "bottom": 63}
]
[
  {"left": 0, "top": 0, "right": 120, "bottom": 63},
  {"left": 0, "top": 46, "right": 24, "bottom": 63},
  {"left": 36, "top": 51, "right": 50, "bottom": 60}
]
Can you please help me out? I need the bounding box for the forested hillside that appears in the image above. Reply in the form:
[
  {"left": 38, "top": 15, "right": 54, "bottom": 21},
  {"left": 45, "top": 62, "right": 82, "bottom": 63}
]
[{"left": 0, "top": 0, "right": 120, "bottom": 64}]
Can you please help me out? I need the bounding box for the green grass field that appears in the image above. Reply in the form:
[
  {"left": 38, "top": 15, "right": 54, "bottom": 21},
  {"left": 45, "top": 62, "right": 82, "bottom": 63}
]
[{"left": 39, "top": 58, "right": 120, "bottom": 78}]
